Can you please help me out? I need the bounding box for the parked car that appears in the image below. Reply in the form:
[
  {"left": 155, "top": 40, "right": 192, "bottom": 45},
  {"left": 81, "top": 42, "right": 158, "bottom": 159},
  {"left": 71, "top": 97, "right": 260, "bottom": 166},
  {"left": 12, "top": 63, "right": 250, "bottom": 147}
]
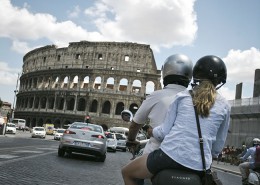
[
  {"left": 58, "top": 122, "right": 107, "bottom": 162},
  {"left": 115, "top": 133, "right": 127, "bottom": 152},
  {"left": 6, "top": 123, "right": 16, "bottom": 134},
  {"left": 105, "top": 132, "right": 117, "bottom": 152},
  {"left": 54, "top": 128, "right": 65, "bottom": 140},
  {"left": 31, "top": 127, "right": 46, "bottom": 138}
]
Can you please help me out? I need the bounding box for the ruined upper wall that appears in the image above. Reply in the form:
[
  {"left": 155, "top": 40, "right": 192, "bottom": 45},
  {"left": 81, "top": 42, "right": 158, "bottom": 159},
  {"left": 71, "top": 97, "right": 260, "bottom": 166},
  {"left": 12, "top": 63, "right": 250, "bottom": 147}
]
[{"left": 23, "top": 41, "right": 160, "bottom": 75}]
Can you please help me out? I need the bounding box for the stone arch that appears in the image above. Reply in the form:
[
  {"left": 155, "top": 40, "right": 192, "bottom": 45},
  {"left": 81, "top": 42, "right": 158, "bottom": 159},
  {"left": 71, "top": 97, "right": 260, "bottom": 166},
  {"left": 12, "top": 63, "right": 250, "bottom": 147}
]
[
  {"left": 129, "top": 103, "right": 139, "bottom": 115},
  {"left": 56, "top": 97, "right": 64, "bottom": 110},
  {"left": 94, "top": 76, "right": 101, "bottom": 89},
  {"left": 46, "top": 118, "right": 52, "bottom": 124},
  {"left": 34, "top": 97, "right": 39, "bottom": 109},
  {"left": 67, "top": 97, "right": 75, "bottom": 111},
  {"left": 146, "top": 81, "right": 155, "bottom": 95},
  {"left": 106, "top": 77, "right": 115, "bottom": 90},
  {"left": 119, "top": 78, "right": 128, "bottom": 91},
  {"left": 48, "top": 97, "right": 55, "bottom": 109},
  {"left": 40, "top": 97, "right": 47, "bottom": 109},
  {"left": 62, "top": 76, "right": 69, "bottom": 88},
  {"left": 32, "top": 118, "right": 37, "bottom": 127},
  {"left": 90, "top": 99, "right": 98, "bottom": 112},
  {"left": 70, "top": 75, "right": 78, "bottom": 89},
  {"left": 82, "top": 76, "right": 89, "bottom": 88},
  {"left": 115, "top": 102, "right": 124, "bottom": 115},
  {"left": 132, "top": 79, "right": 141, "bottom": 93},
  {"left": 102, "top": 101, "right": 111, "bottom": 114},
  {"left": 29, "top": 97, "right": 34, "bottom": 108},
  {"left": 77, "top": 98, "right": 86, "bottom": 111}
]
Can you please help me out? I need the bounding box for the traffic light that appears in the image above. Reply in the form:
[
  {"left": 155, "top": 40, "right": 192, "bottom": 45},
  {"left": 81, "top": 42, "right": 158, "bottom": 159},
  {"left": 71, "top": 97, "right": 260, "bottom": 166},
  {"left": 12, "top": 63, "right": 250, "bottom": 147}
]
[{"left": 85, "top": 115, "right": 91, "bottom": 123}]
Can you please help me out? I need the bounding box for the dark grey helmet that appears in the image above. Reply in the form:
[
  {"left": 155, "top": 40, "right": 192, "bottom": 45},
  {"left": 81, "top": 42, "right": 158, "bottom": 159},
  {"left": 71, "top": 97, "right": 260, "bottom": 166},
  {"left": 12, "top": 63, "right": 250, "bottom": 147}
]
[{"left": 162, "top": 54, "right": 193, "bottom": 81}]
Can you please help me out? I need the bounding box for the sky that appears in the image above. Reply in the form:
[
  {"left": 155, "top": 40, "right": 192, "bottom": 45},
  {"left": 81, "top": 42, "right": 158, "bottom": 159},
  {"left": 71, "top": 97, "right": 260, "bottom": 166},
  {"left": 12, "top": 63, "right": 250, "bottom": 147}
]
[{"left": 0, "top": 0, "right": 260, "bottom": 106}]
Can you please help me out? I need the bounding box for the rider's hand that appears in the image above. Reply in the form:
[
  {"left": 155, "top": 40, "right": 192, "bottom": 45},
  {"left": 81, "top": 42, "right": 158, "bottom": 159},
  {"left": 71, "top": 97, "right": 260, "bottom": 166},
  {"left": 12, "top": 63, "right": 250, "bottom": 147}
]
[
  {"left": 126, "top": 140, "right": 140, "bottom": 152},
  {"left": 147, "top": 127, "right": 153, "bottom": 137}
]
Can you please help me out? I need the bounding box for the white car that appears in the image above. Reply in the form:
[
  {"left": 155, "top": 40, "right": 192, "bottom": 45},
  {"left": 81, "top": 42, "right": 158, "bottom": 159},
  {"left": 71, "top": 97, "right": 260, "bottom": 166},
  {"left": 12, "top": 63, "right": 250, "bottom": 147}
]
[
  {"left": 105, "top": 132, "right": 117, "bottom": 152},
  {"left": 54, "top": 129, "right": 65, "bottom": 140},
  {"left": 6, "top": 123, "right": 16, "bottom": 134},
  {"left": 31, "top": 127, "right": 46, "bottom": 138}
]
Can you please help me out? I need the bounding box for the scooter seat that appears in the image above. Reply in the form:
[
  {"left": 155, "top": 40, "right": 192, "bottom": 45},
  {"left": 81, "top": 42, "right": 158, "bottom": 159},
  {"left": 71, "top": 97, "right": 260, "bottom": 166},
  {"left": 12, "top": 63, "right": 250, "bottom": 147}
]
[{"left": 152, "top": 169, "right": 201, "bottom": 185}]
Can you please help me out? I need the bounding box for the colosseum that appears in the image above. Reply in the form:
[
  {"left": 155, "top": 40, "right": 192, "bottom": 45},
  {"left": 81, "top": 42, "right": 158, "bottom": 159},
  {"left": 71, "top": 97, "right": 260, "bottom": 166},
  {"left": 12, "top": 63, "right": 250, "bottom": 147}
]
[{"left": 14, "top": 41, "right": 162, "bottom": 129}]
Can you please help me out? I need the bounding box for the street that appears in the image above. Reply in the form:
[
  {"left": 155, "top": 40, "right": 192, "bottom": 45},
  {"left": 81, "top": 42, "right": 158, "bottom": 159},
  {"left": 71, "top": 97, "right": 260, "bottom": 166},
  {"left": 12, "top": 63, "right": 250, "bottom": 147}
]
[{"left": 0, "top": 131, "right": 242, "bottom": 185}]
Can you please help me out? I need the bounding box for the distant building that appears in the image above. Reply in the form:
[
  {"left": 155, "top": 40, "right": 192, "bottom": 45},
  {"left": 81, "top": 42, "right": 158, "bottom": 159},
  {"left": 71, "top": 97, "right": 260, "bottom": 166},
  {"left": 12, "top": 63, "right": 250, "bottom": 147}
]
[{"left": 226, "top": 69, "right": 260, "bottom": 147}]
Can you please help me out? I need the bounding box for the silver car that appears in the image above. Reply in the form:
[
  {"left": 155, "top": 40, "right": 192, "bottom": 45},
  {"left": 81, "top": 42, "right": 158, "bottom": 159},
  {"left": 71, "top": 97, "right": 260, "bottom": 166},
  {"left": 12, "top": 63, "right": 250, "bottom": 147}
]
[{"left": 58, "top": 122, "right": 107, "bottom": 162}]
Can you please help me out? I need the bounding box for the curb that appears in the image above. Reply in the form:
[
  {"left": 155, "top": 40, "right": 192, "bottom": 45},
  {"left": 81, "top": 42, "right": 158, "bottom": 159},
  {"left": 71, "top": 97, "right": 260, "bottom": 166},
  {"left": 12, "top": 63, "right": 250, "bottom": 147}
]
[{"left": 212, "top": 165, "right": 241, "bottom": 176}]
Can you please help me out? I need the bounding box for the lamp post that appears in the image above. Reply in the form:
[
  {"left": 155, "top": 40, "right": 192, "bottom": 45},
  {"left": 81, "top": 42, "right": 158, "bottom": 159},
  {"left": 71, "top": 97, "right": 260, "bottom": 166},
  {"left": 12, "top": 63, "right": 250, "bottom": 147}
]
[{"left": 12, "top": 73, "right": 20, "bottom": 121}]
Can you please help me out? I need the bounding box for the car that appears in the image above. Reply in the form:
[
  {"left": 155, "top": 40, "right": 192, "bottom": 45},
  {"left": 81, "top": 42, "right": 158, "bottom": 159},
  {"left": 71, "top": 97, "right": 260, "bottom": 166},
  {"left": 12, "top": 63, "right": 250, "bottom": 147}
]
[
  {"left": 54, "top": 128, "right": 65, "bottom": 140},
  {"left": 58, "top": 122, "right": 107, "bottom": 162},
  {"left": 115, "top": 133, "right": 127, "bottom": 152},
  {"left": 105, "top": 132, "right": 117, "bottom": 152},
  {"left": 6, "top": 123, "right": 16, "bottom": 134},
  {"left": 31, "top": 127, "right": 46, "bottom": 138}
]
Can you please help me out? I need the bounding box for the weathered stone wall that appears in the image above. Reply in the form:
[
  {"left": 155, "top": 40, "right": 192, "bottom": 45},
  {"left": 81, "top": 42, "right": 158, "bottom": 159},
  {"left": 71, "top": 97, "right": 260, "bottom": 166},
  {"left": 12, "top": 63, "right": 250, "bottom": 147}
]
[{"left": 15, "top": 41, "right": 161, "bottom": 129}]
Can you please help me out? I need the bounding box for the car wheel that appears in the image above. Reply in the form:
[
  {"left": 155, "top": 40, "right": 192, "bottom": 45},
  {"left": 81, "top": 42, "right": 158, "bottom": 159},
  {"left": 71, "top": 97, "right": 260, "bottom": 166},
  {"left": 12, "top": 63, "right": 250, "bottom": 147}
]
[
  {"left": 58, "top": 147, "right": 65, "bottom": 157},
  {"left": 123, "top": 148, "right": 127, "bottom": 152},
  {"left": 97, "top": 154, "right": 106, "bottom": 162}
]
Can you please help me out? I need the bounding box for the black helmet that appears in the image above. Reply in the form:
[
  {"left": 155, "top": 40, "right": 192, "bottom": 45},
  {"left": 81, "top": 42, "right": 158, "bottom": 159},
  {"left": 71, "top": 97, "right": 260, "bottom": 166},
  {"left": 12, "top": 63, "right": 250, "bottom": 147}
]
[{"left": 192, "top": 55, "right": 227, "bottom": 89}]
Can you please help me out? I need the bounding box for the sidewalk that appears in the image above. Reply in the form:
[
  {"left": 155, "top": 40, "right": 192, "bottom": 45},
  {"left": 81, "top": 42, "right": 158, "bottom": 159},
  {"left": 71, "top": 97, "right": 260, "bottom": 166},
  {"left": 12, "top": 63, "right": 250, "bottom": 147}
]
[{"left": 212, "top": 160, "right": 241, "bottom": 176}]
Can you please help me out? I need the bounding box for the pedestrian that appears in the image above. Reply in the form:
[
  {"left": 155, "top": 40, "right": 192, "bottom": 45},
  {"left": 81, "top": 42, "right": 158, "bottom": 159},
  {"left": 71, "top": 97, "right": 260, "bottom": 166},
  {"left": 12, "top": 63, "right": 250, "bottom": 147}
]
[
  {"left": 121, "top": 55, "right": 230, "bottom": 185},
  {"left": 239, "top": 138, "right": 260, "bottom": 185},
  {"left": 126, "top": 54, "right": 193, "bottom": 185}
]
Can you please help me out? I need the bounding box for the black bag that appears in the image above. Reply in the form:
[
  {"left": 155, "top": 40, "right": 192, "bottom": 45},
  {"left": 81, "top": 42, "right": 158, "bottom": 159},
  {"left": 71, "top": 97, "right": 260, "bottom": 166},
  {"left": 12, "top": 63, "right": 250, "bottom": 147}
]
[{"left": 202, "top": 169, "right": 222, "bottom": 185}]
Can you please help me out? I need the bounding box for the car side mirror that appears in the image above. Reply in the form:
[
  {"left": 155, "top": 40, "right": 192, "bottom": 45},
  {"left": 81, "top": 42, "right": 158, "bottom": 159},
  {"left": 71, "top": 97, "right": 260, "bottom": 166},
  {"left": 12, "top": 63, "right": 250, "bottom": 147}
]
[{"left": 121, "top": 110, "right": 133, "bottom": 122}]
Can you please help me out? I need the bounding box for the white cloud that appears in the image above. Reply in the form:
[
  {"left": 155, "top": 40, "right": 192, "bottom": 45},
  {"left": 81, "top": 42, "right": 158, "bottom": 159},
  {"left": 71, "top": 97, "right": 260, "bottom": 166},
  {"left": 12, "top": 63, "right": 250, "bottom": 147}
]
[
  {"left": 218, "top": 86, "right": 235, "bottom": 101},
  {"left": 0, "top": 0, "right": 104, "bottom": 51},
  {"left": 84, "top": 0, "right": 198, "bottom": 50},
  {"left": 223, "top": 47, "right": 260, "bottom": 83},
  {"left": 11, "top": 40, "right": 32, "bottom": 54},
  {"left": 0, "top": 62, "right": 20, "bottom": 86}
]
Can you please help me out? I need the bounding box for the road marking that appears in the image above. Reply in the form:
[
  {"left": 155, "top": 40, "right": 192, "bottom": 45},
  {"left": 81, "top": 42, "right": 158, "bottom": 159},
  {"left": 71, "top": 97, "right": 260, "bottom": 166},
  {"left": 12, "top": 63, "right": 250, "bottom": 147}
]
[
  {"left": 0, "top": 151, "right": 57, "bottom": 166},
  {"left": 0, "top": 155, "right": 19, "bottom": 159},
  {"left": 12, "top": 150, "right": 43, "bottom": 154}
]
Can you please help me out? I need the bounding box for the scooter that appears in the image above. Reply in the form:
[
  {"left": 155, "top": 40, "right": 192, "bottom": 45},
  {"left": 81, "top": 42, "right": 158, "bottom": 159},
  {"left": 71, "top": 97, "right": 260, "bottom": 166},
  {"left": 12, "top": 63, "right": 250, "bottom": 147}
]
[
  {"left": 248, "top": 168, "right": 260, "bottom": 185},
  {"left": 121, "top": 110, "right": 202, "bottom": 185}
]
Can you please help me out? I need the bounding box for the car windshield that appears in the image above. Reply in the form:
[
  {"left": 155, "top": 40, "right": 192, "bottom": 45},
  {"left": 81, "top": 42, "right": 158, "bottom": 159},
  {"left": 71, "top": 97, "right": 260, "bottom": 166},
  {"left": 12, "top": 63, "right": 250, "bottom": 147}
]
[
  {"left": 57, "top": 129, "right": 65, "bottom": 133},
  {"left": 35, "top": 128, "right": 44, "bottom": 131},
  {"left": 115, "top": 133, "right": 126, "bottom": 140},
  {"left": 105, "top": 133, "right": 115, "bottom": 139},
  {"left": 7, "top": 124, "right": 15, "bottom": 127},
  {"left": 70, "top": 123, "right": 102, "bottom": 133}
]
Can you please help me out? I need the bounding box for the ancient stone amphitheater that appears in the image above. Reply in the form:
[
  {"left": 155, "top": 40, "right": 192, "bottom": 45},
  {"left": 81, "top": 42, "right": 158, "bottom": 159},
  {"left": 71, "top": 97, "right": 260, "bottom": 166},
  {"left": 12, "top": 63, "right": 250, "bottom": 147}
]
[{"left": 14, "top": 41, "right": 161, "bottom": 129}]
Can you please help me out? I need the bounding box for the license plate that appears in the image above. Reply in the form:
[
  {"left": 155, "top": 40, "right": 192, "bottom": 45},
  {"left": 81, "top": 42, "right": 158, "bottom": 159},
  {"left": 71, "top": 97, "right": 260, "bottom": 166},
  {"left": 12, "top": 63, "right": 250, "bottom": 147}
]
[{"left": 73, "top": 141, "right": 90, "bottom": 147}]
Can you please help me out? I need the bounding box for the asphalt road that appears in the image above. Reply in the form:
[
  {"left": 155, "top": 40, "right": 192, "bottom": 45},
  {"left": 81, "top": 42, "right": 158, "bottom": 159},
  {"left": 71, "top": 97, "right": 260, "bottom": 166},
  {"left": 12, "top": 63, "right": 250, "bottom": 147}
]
[{"left": 0, "top": 131, "right": 242, "bottom": 185}]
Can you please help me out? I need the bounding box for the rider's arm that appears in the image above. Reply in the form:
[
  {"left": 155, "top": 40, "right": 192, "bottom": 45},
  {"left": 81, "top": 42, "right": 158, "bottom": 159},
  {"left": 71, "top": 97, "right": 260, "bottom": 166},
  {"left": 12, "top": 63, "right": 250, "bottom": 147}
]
[
  {"left": 240, "top": 147, "right": 254, "bottom": 161},
  {"left": 152, "top": 98, "right": 178, "bottom": 142},
  {"left": 211, "top": 104, "right": 230, "bottom": 158},
  {"left": 127, "top": 121, "right": 143, "bottom": 141}
]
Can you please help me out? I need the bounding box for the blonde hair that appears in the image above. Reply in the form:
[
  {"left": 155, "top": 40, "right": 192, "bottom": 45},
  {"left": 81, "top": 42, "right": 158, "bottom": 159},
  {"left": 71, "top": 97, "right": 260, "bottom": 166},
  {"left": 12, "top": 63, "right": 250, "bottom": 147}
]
[{"left": 192, "top": 80, "right": 217, "bottom": 117}]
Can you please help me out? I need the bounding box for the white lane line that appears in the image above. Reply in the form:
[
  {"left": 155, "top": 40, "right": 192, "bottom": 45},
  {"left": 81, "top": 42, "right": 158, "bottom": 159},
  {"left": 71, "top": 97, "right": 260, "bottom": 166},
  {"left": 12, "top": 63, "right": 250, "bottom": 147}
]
[
  {"left": 0, "top": 155, "right": 19, "bottom": 159},
  {"left": 12, "top": 150, "right": 43, "bottom": 154},
  {"left": 0, "top": 151, "right": 57, "bottom": 166}
]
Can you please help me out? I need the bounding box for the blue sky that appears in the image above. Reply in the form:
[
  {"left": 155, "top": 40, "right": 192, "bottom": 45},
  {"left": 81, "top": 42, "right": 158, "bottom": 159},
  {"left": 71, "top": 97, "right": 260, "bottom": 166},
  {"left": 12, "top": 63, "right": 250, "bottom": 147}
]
[{"left": 0, "top": 0, "right": 260, "bottom": 105}]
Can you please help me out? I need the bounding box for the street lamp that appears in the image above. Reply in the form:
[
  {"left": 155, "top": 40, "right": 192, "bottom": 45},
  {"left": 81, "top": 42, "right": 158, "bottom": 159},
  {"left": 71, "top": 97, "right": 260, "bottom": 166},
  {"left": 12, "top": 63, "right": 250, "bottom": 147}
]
[{"left": 12, "top": 73, "right": 20, "bottom": 121}]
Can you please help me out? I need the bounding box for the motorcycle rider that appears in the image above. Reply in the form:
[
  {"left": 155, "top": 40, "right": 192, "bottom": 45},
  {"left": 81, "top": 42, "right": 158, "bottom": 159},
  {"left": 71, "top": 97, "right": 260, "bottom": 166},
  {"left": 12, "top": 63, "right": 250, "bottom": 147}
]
[
  {"left": 121, "top": 55, "right": 230, "bottom": 185},
  {"left": 126, "top": 54, "right": 193, "bottom": 184},
  {"left": 239, "top": 138, "right": 260, "bottom": 185}
]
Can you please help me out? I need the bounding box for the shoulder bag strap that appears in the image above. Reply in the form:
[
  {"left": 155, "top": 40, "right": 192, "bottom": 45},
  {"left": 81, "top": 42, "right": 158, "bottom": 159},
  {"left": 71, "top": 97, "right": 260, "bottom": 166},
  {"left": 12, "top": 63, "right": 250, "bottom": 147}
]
[{"left": 189, "top": 90, "right": 207, "bottom": 172}]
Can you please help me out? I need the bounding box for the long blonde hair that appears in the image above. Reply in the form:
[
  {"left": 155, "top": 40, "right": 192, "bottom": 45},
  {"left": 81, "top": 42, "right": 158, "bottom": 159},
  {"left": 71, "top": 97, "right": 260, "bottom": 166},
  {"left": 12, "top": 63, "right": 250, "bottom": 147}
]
[{"left": 192, "top": 80, "right": 217, "bottom": 117}]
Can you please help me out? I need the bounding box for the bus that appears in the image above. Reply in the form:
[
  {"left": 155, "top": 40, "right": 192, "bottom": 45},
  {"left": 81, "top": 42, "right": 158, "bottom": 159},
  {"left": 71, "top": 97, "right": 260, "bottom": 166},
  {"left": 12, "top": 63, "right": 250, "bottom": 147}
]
[{"left": 12, "top": 118, "right": 26, "bottom": 130}]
